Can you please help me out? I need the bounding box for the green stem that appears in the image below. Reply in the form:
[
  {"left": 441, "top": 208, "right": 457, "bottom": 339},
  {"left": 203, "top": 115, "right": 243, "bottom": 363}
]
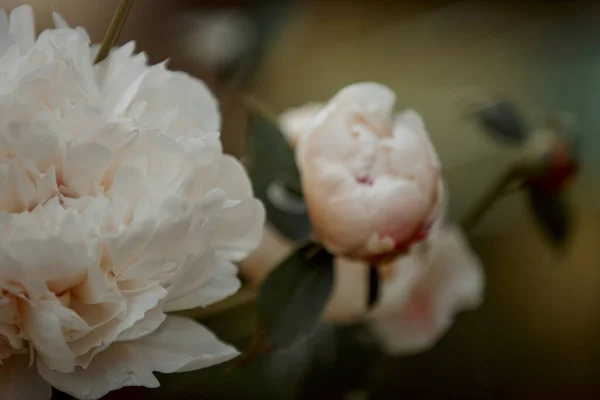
[
  {"left": 94, "top": 0, "right": 134, "bottom": 64},
  {"left": 461, "top": 165, "right": 527, "bottom": 233}
]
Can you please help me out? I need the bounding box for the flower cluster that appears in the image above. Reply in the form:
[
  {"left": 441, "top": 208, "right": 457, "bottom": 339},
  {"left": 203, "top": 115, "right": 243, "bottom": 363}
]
[{"left": 0, "top": 6, "right": 264, "bottom": 399}]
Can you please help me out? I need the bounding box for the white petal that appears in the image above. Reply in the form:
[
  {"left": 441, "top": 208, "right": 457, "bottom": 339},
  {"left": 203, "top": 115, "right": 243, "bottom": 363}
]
[
  {"left": 163, "top": 255, "right": 240, "bottom": 312},
  {"left": 145, "top": 212, "right": 192, "bottom": 259},
  {"left": 163, "top": 253, "right": 213, "bottom": 302},
  {"left": 71, "top": 282, "right": 168, "bottom": 364},
  {"left": 105, "top": 218, "right": 157, "bottom": 276},
  {"left": 0, "top": 354, "right": 51, "bottom": 400},
  {"left": 116, "top": 307, "right": 166, "bottom": 342},
  {"left": 38, "top": 316, "right": 238, "bottom": 400},
  {"left": 6, "top": 237, "right": 89, "bottom": 294},
  {"left": 8, "top": 5, "right": 35, "bottom": 55},
  {"left": 52, "top": 10, "right": 70, "bottom": 29},
  {"left": 211, "top": 199, "right": 265, "bottom": 262},
  {"left": 137, "top": 316, "right": 239, "bottom": 373},
  {"left": 20, "top": 299, "right": 75, "bottom": 373},
  {"left": 217, "top": 155, "right": 254, "bottom": 199},
  {"left": 37, "top": 342, "right": 160, "bottom": 400},
  {"left": 118, "top": 255, "right": 167, "bottom": 282},
  {"left": 369, "top": 225, "right": 484, "bottom": 355},
  {"left": 63, "top": 142, "right": 113, "bottom": 196}
]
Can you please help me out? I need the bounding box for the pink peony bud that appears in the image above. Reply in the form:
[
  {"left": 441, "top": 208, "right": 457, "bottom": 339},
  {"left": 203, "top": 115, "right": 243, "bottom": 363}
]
[{"left": 294, "top": 83, "right": 443, "bottom": 260}]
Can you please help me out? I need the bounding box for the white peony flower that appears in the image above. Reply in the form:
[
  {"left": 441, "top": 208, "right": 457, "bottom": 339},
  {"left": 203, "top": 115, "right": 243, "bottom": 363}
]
[
  {"left": 294, "top": 83, "right": 443, "bottom": 260},
  {"left": 0, "top": 5, "right": 264, "bottom": 399}
]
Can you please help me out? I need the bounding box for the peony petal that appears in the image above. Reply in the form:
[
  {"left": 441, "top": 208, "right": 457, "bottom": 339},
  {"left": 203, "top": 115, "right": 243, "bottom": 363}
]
[
  {"left": 163, "top": 253, "right": 213, "bottom": 301},
  {"left": 322, "top": 257, "right": 369, "bottom": 323},
  {"left": 105, "top": 218, "right": 157, "bottom": 276},
  {"left": 217, "top": 155, "right": 254, "bottom": 199},
  {"left": 210, "top": 199, "right": 265, "bottom": 262},
  {"left": 136, "top": 315, "right": 239, "bottom": 373},
  {"left": 116, "top": 307, "right": 166, "bottom": 342},
  {"left": 118, "top": 255, "right": 167, "bottom": 282},
  {"left": 20, "top": 298, "right": 75, "bottom": 373},
  {"left": 52, "top": 10, "right": 70, "bottom": 29},
  {"left": 70, "top": 282, "right": 167, "bottom": 365},
  {"left": 6, "top": 237, "right": 91, "bottom": 294},
  {"left": 37, "top": 342, "right": 160, "bottom": 400},
  {"left": 145, "top": 211, "right": 192, "bottom": 259},
  {"left": 38, "top": 316, "right": 238, "bottom": 400},
  {"left": 278, "top": 103, "right": 323, "bottom": 148},
  {"left": 8, "top": 6, "right": 35, "bottom": 55},
  {"left": 63, "top": 142, "right": 113, "bottom": 196},
  {"left": 369, "top": 225, "right": 484, "bottom": 355},
  {"left": 163, "top": 255, "right": 240, "bottom": 312},
  {"left": 0, "top": 354, "right": 52, "bottom": 400}
]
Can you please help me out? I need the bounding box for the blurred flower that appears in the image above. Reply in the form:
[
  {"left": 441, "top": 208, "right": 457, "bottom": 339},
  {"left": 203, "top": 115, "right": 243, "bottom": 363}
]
[
  {"left": 176, "top": 10, "right": 256, "bottom": 71},
  {"left": 522, "top": 128, "right": 579, "bottom": 194},
  {"left": 293, "top": 83, "right": 443, "bottom": 260},
  {"left": 0, "top": 6, "right": 264, "bottom": 400},
  {"left": 323, "top": 225, "right": 484, "bottom": 354}
]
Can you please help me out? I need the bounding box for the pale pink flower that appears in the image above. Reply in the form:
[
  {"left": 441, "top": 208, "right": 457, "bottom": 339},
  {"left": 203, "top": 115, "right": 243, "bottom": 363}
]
[
  {"left": 294, "top": 83, "right": 442, "bottom": 260},
  {"left": 323, "top": 225, "right": 484, "bottom": 354},
  {"left": 0, "top": 6, "right": 264, "bottom": 399}
]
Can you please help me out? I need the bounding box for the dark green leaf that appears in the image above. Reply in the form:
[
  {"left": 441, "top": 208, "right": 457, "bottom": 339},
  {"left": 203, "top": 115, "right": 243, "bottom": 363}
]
[
  {"left": 245, "top": 104, "right": 311, "bottom": 240},
  {"left": 475, "top": 100, "right": 529, "bottom": 145},
  {"left": 257, "top": 243, "right": 334, "bottom": 348},
  {"left": 265, "top": 323, "right": 337, "bottom": 395},
  {"left": 527, "top": 187, "right": 572, "bottom": 248}
]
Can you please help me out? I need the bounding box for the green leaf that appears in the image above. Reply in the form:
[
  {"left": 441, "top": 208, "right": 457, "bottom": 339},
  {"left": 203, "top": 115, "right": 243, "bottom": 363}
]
[
  {"left": 244, "top": 100, "right": 311, "bottom": 240},
  {"left": 475, "top": 100, "right": 529, "bottom": 145},
  {"left": 527, "top": 187, "right": 572, "bottom": 248},
  {"left": 257, "top": 243, "right": 334, "bottom": 348}
]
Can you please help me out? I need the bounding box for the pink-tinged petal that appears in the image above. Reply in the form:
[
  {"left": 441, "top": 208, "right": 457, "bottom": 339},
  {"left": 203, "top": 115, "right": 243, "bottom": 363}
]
[
  {"left": 38, "top": 316, "right": 238, "bottom": 400},
  {"left": 369, "top": 225, "right": 484, "bottom": 355},
  {"left": 278, "top": 103, "right": 323, "bottom": 148},
  {"left": 0, "top": 354, "right": 52, "bottom": 400}
]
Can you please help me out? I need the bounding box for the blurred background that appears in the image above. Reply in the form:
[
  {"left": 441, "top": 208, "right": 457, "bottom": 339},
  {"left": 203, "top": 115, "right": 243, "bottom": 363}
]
[{"left": 2, "top": 0, "right": 598, "bottom": 398}]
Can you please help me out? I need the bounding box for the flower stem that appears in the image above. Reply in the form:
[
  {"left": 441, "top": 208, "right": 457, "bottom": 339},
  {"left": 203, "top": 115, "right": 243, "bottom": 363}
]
[
  {"left": 461, "top": 164, "right": 527, "bottom": 233},
  {"left": 367, "top": 265, "right": 380, "bottom": 308},
  {"left": 94, "top": 0, "right": 134, "bottom": 64}
]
